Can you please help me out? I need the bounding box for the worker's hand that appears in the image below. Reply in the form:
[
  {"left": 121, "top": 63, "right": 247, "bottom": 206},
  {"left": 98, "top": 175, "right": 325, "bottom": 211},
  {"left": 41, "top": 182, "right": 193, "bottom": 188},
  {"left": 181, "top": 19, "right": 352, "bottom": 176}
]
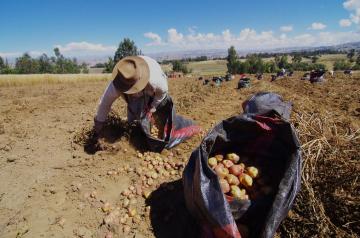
[
  {"left": 95, "top": 137, "right": 108, "bottom": 151},
  {"left": 94, "top": 118, "right": 105, "bottom": 137}
]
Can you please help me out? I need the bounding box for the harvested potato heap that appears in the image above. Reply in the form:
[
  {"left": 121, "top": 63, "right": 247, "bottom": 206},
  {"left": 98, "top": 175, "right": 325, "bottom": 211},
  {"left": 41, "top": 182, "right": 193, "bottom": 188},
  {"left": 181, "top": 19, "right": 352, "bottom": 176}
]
[
  {"left": 100, "top": 151, "right": 185, "bottom": 235},
  {"left": 208, "top": 153, "right": 260, "bottom": 200},
  {"left": 150, "top": 124, "right": 160, "bottom": 138}
]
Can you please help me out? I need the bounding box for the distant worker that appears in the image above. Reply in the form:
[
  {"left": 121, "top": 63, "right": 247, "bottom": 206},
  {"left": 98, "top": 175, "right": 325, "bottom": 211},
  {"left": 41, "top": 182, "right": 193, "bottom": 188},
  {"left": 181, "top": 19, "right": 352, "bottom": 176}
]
[
  {"left": 93, "top": 55, "right": 168, "bottom": 135},
  {"left": 344, "top": 69, "right": 352, "bottom": 77}
]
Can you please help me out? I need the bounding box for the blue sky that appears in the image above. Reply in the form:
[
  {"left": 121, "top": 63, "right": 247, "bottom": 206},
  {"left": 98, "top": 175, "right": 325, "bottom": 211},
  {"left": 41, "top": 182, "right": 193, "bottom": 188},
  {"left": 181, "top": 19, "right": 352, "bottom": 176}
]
[{"left": 0, "top": 0, "right": 359, "bottom": 58}]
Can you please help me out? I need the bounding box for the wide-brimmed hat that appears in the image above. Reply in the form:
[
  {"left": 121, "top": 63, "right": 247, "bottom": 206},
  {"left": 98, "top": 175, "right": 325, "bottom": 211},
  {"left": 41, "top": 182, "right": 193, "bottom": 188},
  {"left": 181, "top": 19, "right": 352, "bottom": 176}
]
[{"left": 112, "top": 56, "right": 150, "bottom": 94}]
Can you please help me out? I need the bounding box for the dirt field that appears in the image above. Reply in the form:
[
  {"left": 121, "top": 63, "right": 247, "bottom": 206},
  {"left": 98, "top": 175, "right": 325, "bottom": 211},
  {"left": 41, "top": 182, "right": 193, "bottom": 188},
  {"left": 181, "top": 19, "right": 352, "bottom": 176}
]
[{"left": 0, "top": 72, "right": 359, "bottom": 238}]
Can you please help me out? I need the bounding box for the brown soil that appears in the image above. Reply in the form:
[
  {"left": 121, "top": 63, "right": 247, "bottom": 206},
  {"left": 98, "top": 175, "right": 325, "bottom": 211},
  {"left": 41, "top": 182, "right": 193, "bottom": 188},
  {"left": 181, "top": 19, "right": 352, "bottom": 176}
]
[{"left": 0, "top": 73, "right": 359, "bottom": 238}]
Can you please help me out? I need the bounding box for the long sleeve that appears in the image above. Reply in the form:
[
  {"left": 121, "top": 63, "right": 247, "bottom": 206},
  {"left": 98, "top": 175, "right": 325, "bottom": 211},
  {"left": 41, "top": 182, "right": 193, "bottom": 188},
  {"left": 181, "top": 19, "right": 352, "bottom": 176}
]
[
  {"left": 139, "top": 56, "right": 169, "bottom": 110},
  {"left": 95, "top": 81, "right": 122, "bottom": 122},
  {"left": 150, "top": 87, "right": 167, "bottom": 109}
]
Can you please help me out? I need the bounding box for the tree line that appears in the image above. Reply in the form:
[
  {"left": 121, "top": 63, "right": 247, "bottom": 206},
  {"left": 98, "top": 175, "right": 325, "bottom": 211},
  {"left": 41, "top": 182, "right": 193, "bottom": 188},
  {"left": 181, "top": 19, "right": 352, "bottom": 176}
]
[
  {"left": 227, "top": 46, "right": 325, "bottom": 74},
  {"left": 226, "top": 46, "right": 360, "bottom": 74},
  {"left": 161, "top": 56, "right": 208, "bottom": 65},
  {"left": 333, "top": 49, "right": 360, "bottom": 70},
  {"left": 0, "top": 48, "right": 89, "bottom": 74}
]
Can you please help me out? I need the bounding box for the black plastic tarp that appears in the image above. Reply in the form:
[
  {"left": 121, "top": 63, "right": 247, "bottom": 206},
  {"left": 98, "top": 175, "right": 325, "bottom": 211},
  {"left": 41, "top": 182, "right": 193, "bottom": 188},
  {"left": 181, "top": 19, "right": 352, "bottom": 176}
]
[
  {"left": 183, "top": 92, "right": 302, "bottom": 238},
  {"left": 139, "top": 96, "right": 202, "bottom": 152}
]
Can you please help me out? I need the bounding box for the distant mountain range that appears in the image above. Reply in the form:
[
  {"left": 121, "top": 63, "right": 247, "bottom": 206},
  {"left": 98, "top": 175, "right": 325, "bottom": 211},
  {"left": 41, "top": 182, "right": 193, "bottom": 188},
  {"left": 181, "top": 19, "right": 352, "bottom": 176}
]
[
  {"left": 4, "top": 41, "right": 360, "bottom": 66},
  {"left": 147, "top": 41, "right": 360, "bottom": 61}
]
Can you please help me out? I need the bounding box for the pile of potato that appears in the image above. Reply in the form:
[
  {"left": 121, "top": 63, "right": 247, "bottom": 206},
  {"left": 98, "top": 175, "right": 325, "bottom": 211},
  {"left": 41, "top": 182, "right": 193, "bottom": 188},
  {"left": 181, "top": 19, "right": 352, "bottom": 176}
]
[
  {"left": 100, "top": 151, "right": 186, "bottom": 235},
  {"left": 150, "top": 113, "right": 164, "bottom": 139},
  {"left": 208, "top": 153, "right": 259, "bottom": 200},
  {"left": 150, "top": 124, "right": 160, "bottom": 138}
]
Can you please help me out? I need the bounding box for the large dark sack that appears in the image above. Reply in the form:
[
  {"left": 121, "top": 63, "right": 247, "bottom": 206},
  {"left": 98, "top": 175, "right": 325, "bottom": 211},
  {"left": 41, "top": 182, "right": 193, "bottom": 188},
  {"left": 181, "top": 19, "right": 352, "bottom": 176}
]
[
  {"left": 183, "top": 92, "right": 301, "bottom": 238},
  {"left": 139, "top": 96, "right": 202, "bottom": 152}
]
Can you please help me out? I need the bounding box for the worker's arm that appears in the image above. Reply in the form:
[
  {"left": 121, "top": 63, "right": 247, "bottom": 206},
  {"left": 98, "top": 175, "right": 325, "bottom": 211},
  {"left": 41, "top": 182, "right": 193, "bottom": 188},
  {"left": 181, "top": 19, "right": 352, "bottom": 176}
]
[
  {"left": 149, "top": 87, "right": 167, "bottom": 112},
  {"left": 94, "top": 81, "right": 122, "bottom": 134}
]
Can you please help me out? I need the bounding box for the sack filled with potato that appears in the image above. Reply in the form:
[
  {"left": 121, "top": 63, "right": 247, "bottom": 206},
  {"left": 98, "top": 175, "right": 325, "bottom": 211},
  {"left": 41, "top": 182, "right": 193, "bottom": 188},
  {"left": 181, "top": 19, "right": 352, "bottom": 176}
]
[{"left": 183, "top": 92, "right": 301, "bottom": 238}]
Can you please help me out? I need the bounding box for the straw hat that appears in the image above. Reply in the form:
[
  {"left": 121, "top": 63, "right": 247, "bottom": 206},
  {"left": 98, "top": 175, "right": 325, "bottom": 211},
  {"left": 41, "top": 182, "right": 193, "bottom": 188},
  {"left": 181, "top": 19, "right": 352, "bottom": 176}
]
[{"left": 112, "top": 56, "right": 150, "bottom": 94}]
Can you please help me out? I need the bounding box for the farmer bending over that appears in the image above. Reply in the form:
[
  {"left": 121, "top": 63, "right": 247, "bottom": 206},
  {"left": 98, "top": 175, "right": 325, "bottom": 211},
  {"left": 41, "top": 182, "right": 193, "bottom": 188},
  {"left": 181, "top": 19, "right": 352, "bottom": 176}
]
[{"left": 94, "top": 56, "right": 168, "bottom": 136}]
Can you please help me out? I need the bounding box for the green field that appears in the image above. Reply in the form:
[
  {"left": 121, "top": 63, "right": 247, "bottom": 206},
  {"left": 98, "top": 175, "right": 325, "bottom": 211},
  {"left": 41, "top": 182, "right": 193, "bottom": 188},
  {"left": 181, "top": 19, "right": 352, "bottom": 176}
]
[
  {"left": 171, "top": 54, "right": 349, "bottom": 76},
  {"left": 187, "top": 60, "right": 227, "bottom": 76},
  {"left": 161, "top": 60, "right": 227, "bottom": 76}
]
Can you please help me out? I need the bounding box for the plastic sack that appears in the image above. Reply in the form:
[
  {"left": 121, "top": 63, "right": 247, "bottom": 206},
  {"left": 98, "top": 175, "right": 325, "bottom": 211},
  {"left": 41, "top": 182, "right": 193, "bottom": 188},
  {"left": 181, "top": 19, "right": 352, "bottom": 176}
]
[
  {"left": 139, "top": 96, "right": 202, "bottom": 152},
  {"left": 183, "top": 92, "right": 301, "bottom": 238}
]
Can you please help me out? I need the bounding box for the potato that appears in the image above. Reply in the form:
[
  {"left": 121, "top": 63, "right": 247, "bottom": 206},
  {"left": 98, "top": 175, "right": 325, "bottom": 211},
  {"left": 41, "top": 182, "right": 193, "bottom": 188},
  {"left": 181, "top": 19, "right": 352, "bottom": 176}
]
[
  {"left": 226, "top": 174, "right": 240, "bottom": 186},
  {"left": 135, "top": 167, "right": 143, "bottom": 175},
  {"left": 208, "top": 157, "right": 218, "bottom": 168},
  {"left": 147, "top": 178, "right": 154, "bottom": 186},
  {"left": 230, "top": 185, "right": 248, "bottom": 200},
  {"left": 123, "top": 225, "right": 131, "bottom": 233},
  {"left": 222, "top": 160, "right": 234, "bottom": 168},
  {"left": 219, "top": 178, "right": 230, "bottom": 193},
  {"left": 101, "top": 202, "right": 111, "bottom": 213},
  {"left": 103, "top": 210, "right": 120, "bottom": 226},
  {"left": 229, "top": 165, "right": 244, "bottom": 176},
  {"left": 226, "top": 153, "right": 240, "bottom": 164},
  {"left": 130, "top": 198, "right": 137, "bottom": 205},
  {"left": 143, "top": 190, "right": 151, "bottom": 199},
  {"left": 239, "top": 174, "right": 253, "bottom": 187},
  {"left": 120, "top": 216, "right": 127, "bottom": 224},
  {"left": 239, "top": 193, "right": 249, "bottom": 200},
  {"left": 230, "top": 185, "right": 246, "bottom": 199},
  {"left": 123, "top": 198, "right": 130, "bottom": 208},
  {"left": 247, "top": 166, "right": 259, "bottom": 178},
  {"left": 105, "top": 232, "right": 113, "bottom": 238},
  {"left": 90, "top": 190, "right": 97, "bottom": 198},
  {"left": 214, "top": 165, "right": 229, "bottom": 178},
  {"left": 215, "top": 154, "right": 224, "bottom": 162},
  {"left": 164, "top": 163, "right": 172, "bottom": 170},
  {"left": 128, "top": 207, "right": 137, "bottom": 217},
  {"left": 151, "top": 171, "right": 158, "bottom": 179}
]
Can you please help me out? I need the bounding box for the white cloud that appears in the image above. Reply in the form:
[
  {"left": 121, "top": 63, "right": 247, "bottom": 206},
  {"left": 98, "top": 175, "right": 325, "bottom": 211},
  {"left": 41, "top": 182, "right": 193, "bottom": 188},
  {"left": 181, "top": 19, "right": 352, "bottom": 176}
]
[
  {"left": 188, "top": 26, "right": 198, "bottom": 34},
  {"left": 308, "top": 22, "right": 327, "bottom": 30},
  {"left": 280, "top": 25, "right": 293, "bottom": 32},
  {"left": 143, "top": 28, "right": 360, "bottom": 51},
  {"left": 144, "top": 32, "right": 163, "bottom": 46},
  {"left": 167, "top": 28, "right": 184, "bottom": 44},
  {"left": 343, "top": 0, "right": 360, "bottom": 25},
  {"left": 344, "top": 0, "right": 360, "bottom": 10},
  {"left": 339, "top": 18, "right": 352, "bottom": 27},
  {"left": 54, "top": 41, "right": 116, "bottom": 54}
]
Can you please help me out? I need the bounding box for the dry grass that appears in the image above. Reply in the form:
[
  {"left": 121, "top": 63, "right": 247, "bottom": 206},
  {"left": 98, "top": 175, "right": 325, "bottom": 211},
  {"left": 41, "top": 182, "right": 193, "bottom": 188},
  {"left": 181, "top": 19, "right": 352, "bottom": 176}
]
[
  {"left": 0, "top": 74, "right": 111, "bottom": 87},
  {"left": 279, "top": 106, "right": 360, "bottom": 237}
]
